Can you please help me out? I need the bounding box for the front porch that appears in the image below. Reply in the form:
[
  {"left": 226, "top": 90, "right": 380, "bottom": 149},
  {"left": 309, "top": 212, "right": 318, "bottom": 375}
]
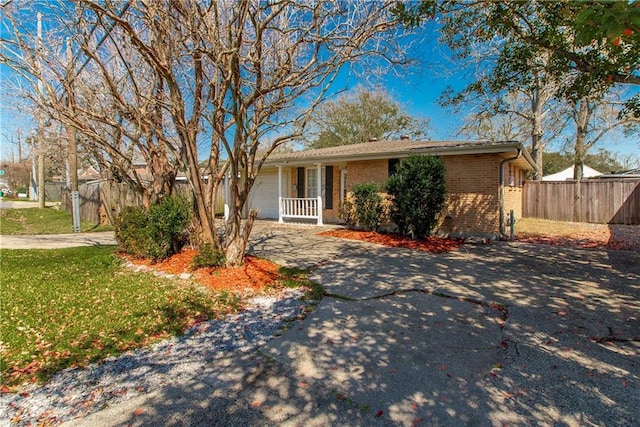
[
  {"left": 276, "top": 163, "right": 325, "bottom": 225},
  {"left": 223, "top": 163, "right": 331, "bottom": 226}
]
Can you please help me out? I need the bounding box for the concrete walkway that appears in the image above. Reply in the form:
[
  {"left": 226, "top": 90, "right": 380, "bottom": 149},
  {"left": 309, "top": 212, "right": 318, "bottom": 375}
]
[
  {"left": 59, "top": 222, "right": 639, "bottom": 426},
  {"left": 0, "top": 231, "right": 116, "bottom": 249}
]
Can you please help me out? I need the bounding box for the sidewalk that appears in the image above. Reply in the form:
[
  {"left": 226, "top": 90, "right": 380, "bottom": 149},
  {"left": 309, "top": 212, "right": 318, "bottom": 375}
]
[{"left": 0, "top": 231, "right": 116, "bottom": 249}]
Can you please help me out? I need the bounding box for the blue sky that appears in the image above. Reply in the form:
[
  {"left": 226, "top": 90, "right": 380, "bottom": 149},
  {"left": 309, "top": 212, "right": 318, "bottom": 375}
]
[{"left": 1, "top": 12, "right": 638, "bottom": 164}]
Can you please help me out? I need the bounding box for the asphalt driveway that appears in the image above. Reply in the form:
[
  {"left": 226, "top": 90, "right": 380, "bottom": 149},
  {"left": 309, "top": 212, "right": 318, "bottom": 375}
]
[{"left": 66, "top": 222, "right": 640, "bottom": 426}]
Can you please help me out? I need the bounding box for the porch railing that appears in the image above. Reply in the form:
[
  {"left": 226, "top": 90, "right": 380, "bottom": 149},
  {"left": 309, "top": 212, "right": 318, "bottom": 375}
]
[{"left": 279, "top": 197, "right": 323, "bottom": 225}]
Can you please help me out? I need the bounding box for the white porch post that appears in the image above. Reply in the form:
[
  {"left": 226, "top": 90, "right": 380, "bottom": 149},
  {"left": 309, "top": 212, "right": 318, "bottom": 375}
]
[
  {"left": 277, "top": 165, "right": 284, "bottom": 224},
  {"left": 316, "top": 163, "right": 323, "bottom": 226},
  {"left": 224, "top": 173, "right": 230, "bottom": 220}
]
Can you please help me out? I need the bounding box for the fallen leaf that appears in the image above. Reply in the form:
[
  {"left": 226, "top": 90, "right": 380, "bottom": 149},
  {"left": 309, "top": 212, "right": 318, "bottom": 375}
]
[
  {"left": 375, "top": 410, "right": 384, "bottom": 417},
  {"left": 133, "top": 408, "right": 146, "bottom": 416}
]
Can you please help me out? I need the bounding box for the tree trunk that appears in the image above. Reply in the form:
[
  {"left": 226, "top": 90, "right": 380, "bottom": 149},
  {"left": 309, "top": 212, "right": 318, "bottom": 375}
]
[
  {"left": 573, "top": 98, "right": 591, "bottom": 182},
  {"left": 530, "top": 87, "right": 544, "bottom": 180},
  {"left": 225, "top": 210, "right": 257, "bottom": 267},
  {"left": 571, "top": 97, "right": 592, "bottom": 223}
]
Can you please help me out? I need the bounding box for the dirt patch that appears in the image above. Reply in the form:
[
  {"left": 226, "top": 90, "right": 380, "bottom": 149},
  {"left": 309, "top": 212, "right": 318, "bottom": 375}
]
[
  {"left": 318, "top": 229, "right": 463, "bottom": 253},
  {"left": 123, "top": 250, "right": 282, "bottom": 293},
  {"left": 516, "top": 218, "right": 640, "bottom": 252}
]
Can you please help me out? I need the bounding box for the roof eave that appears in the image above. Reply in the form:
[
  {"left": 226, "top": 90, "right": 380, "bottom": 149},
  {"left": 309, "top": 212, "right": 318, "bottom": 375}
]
[{"left": 264, "top": 142, "right": 536, "bottom": 171}]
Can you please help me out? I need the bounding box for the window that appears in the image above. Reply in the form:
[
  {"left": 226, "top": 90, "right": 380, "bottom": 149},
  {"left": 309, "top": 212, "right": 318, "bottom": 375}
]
[
  {"left": 306, "top": 167, "right": 325, "bottom": 199},
  {"left": 304, "top": 166, "right": 334, "bottom": 209},
  {"left": 388, "top": 158, "right": 400, "bottom": 176}
]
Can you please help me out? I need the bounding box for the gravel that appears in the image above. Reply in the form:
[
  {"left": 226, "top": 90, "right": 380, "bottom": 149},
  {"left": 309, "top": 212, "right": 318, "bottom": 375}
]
[{"left": 0, "top": 289, "right": 309, "bottom": 426}]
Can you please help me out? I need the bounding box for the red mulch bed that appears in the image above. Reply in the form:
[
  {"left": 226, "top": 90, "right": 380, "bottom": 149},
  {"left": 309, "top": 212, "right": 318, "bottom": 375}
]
[
  {"left": 318, "top": 229, "right": 464, "bottom": 253},
  {"left": 123, "top": 249, "right": 281, "bottom": 293}
]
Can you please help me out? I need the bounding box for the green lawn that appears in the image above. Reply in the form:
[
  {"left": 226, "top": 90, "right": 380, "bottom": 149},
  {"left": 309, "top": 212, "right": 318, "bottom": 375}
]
[
  {"left": 0, "top": 246, "right": 237, "bottom": 387},
  {"left": 0, "top": 207, "right": 112, "bottom": 234}
]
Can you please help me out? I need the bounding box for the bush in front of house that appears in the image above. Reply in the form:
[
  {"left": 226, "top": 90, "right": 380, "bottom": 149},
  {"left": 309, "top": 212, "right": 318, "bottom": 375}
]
[
  {"left": 115, "top": 206, "right": 152, "bottom": 258},
  {"left": 115, "top": 195, "right": 192, "bottom": 260},
  {"left": 340, "top": 182, "right": 384, "bottom": 231},
  {"left": 386, "top": 155, "right": 446, "bottom": 239}
]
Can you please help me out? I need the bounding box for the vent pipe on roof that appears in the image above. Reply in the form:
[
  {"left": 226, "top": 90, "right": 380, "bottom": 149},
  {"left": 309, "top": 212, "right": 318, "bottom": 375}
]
[{"left": 400, "top": 134, "right": 410, "bottom": 140}]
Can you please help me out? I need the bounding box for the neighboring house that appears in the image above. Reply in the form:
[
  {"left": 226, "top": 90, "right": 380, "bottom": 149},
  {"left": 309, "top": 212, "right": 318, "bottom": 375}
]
[
  {"left": 51, "top": 166, "right": 101, "bottom": 183},
  {"left": 593, "top": 168, "right": 640, "bottom": 179},
  {"left": 77, "top": 166, "right": 101, "bottom": 182},
  {"left": 243, "top": 139, "right": 536, "bottom": 238},
  {"left": 542, "top": 165, "right": 602, "bottom": 181}
]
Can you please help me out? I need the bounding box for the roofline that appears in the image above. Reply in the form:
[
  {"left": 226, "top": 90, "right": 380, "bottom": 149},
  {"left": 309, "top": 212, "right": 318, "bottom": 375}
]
[{"left": 264, "top": 141, "right": 537, "bottom": 171}]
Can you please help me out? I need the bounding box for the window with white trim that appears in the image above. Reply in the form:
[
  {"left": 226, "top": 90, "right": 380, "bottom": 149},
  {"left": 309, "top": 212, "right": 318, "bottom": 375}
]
[{"left": 306, "top": 167, "right": 326, "bottom": 203}]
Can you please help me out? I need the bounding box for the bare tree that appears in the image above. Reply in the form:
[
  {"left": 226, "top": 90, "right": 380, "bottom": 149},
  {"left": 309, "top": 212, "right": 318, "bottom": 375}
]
[
  {"left": 567, "top": 93, "right": 640, "bottom": 181},
  {"left": 3, "top": 1, "right": 409, "bottom": 266}
]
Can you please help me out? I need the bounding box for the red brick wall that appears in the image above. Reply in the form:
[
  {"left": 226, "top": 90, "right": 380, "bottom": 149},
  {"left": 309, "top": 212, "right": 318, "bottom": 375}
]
[
  {"left": 345, "top": 159, "right": 389, "bottom": 192},
  {"left": 300, "top": 155, "right": 526, "bottom": 236},
  {"left": 503, "top": 163, "right": 524, "bottom": 220},
  {"left": 330, "top": 155, "right": 517, "bottom": 236},
  {"left": 439, "top": 154, "right": 500, "bottom": 235}
]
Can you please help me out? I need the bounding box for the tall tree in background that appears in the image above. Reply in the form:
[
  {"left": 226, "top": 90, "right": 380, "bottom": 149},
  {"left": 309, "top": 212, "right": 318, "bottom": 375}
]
[
  {"left": 395, "top": 1, "right": 640, "bottom": 113},
  {"left": 566, "top": 94, "right": 640, "bottom": 180},
  {"left": 396, "top": 1, "right": 640, "bottom": 178},
  {"left": 302, "top": 86, "right": 430, "bottom": 149},
  {"left": 433, "top": 3, "right": 570, "bottom": 179},
  {"left": 2, "top": 1, "right": 409, "bottom": 266}
]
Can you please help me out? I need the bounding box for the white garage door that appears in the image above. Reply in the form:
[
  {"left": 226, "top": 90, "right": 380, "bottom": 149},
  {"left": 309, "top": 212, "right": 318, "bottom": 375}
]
[{"left": 248, "top": 171, "right": 287, "bottom": 218}]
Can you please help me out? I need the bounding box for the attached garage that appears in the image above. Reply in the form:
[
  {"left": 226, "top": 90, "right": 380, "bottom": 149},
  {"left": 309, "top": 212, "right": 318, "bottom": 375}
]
[{"left": 248, "top": 171, "right": 288, "bottom": 218}]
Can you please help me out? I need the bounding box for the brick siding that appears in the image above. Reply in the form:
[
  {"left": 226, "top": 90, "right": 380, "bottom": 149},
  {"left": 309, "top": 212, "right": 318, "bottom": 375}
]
[{"left": 281, "top": 154, "right": 526, "bottom": 237}]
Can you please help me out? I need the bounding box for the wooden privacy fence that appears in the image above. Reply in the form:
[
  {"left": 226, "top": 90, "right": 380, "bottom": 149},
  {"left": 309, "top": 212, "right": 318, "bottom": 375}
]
[
  {"left": 62, "top": 181, "right": 142, "bottom": 224},
  {"left": 62, "top": 181, "right": 225, "bottom": 225},
  {"left": 523, "top": 179, "right": 640, "bottom": 224}
]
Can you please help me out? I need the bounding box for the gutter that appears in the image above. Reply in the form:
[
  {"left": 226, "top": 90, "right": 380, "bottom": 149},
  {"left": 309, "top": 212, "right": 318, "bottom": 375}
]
[{"left": 499, "top": 148, "right": 522, "bottom": 238}]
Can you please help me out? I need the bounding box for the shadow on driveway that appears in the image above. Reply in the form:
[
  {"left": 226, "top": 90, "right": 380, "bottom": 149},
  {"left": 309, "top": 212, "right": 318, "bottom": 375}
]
[{"left": 67, "top": 224, "right": 640, "bottom": 426}]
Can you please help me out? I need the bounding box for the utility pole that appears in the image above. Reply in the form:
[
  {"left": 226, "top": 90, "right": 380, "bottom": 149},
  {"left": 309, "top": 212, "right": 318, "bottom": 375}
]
[
  {"left": 17, "top": 128, "right": 22, "bottom": 162},
  {"left": 37, "top": 12, "right": 45, "bottom": 209},
  {"left": 67, "top": 38, "right": 80, "bottom": 232}
]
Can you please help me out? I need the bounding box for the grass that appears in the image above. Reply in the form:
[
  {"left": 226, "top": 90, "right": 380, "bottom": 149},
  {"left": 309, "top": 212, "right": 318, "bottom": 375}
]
[
  {"left": 0, "top": 207, "right": 113, "bottom": 234},
  {"left": 277, "top": 266, "right": 325, "bottom": 301},
  {"left": 515, "top": 217, "right": 609, "bottom": 237},
  {"left": 0, "top": 246, "right": 240, "bottom": 387}
]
